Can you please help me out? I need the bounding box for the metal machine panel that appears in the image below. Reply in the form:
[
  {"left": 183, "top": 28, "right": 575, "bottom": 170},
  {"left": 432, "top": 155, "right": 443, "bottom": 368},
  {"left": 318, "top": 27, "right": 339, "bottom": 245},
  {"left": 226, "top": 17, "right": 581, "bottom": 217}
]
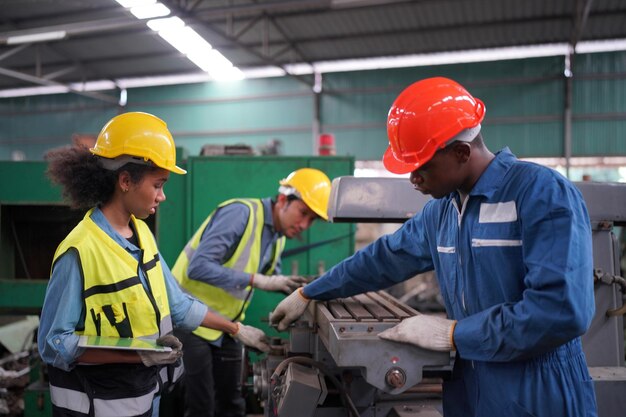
[
  {"left": 277, "top": 363, "right": 327, "bottom": 417},
  {"left": 301, "top": 292, "right": 449, "bottom": 395},
  {"left": 576, "top": 182, "right": 626, "bottom": 223},
  {"left": 327, "top": 177, "right": 431, "bottom": 223}
]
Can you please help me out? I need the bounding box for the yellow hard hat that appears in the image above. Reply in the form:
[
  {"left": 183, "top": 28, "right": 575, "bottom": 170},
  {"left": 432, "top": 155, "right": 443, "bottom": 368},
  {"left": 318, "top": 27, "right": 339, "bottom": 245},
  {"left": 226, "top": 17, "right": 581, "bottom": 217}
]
[
  {"left": 279, "top": 168, "right": 331, "bottom": 220},
  {"left": 90, "top": 112, "right": 186, "bottom": 175}
]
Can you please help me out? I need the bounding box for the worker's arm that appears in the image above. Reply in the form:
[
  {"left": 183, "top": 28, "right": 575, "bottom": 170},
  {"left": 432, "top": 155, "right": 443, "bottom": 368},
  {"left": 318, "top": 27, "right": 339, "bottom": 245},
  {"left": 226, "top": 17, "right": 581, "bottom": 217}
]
[
  {"left": 38, "top": 251, "right": 87, "bottom": 371},
  {"left": 199, "top": 311, "right": 270, "bottom": 352},
  {"left": 161, "top": 253, "right": 208, "bottom": 330},
  {"left": 454, "top": 173, "right": 594, "bottom": 361},
  {"left": 303, "top": 209, "right": 436, "bottom": 300},
  {"left": 186, "top": 203, "right": 254, "bottom": 289},
  {"left": 271, "top": 210, "right": 436, "bottom": 330}
]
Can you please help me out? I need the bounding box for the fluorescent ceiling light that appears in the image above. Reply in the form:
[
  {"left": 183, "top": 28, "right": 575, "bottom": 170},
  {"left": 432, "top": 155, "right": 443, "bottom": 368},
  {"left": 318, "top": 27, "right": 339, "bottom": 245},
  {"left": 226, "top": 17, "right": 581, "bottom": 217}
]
[
  {"left": 7, "top": 30, "right": 67, "bottom": 45},
  {"left": 158, "top": 26, "right": 211, "bottom": 55},
  {"left": 4, "top": 38, "right": 626, "bottom": 98},
  {"left": 147, "top": 16, "right": 185, "bottom": 32},
  {"left": 241, "top": 67, "right": 286, "bottom": 78},
  {"left": 69, "top": 80, "right": 116, "bottom": 91},
  {"left": 115, "top": 0, "right": 155, "bottom": 7},
  {"left": 0, "top": 85, "right": 70, "bottom": 98},
  {"left": 576, "top": 39, "right": 626, "bottom": 54},
  {"left": 209, "top": 67, "right": 245, "bottom": 81},
  {"left": 118, "top": 73, "right": 212, "bottom": 88},
  {"left": 130, "top": 3, "right": 170, "bottom": 19}
]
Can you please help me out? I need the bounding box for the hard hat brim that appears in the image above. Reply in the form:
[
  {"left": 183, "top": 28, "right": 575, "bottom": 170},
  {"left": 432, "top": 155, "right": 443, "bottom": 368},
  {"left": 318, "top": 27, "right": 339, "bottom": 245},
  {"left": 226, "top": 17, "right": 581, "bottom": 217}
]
[
  {"left": 168, "top": 165, "right": 187, "bottom": 175},
  {"left": 382, "top": 146, "right": 419, "bottom": 175}
]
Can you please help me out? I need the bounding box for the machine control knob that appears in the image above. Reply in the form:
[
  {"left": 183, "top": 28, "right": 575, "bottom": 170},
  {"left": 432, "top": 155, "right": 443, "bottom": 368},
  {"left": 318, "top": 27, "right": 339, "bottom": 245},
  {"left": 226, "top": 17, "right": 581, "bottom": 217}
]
[{"left": 385, "top": 367, "right": 406, "bottom": 388}]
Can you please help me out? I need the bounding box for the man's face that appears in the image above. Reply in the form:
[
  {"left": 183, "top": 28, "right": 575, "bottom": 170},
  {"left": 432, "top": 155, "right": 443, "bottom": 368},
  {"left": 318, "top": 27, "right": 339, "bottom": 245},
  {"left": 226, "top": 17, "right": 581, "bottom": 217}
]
[
  {"left": 409, "top": 143, "right": 468, "bottom": 199},
  {"left": 274, "top": 195, "right": 318, "bottom": 239}
]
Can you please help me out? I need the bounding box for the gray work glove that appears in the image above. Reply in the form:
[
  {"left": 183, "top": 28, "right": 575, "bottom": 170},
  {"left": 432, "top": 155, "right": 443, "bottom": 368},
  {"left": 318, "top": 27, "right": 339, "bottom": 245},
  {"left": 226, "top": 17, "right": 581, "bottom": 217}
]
[
  {"left": 378, "top": 314, "right": 456, "bottom": 352},
  {"left": 231, "top": 323, "right": 271, "bottom": 353},
  {"left": 269, "top": 288, "right": 310, "bottom": 331},
  {"left": 252, "top": 273, "right": 307, "bottom": 294},
  {"left": 137, "top": 334, "right": 183, "bottom": 367}
]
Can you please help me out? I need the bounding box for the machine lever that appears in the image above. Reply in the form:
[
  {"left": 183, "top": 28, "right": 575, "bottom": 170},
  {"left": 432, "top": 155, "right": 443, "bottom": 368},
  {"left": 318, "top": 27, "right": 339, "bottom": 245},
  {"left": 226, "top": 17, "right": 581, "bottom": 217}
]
[{"left": 594, "top": 268, "right": 626, "bottom": 317}]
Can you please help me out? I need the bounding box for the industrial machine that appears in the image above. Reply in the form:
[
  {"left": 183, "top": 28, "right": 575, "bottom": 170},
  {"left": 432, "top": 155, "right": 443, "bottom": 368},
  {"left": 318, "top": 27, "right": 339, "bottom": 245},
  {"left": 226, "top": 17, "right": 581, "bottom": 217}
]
[{"left": 252, "top": 177, "right": 626, "bottom": 417}]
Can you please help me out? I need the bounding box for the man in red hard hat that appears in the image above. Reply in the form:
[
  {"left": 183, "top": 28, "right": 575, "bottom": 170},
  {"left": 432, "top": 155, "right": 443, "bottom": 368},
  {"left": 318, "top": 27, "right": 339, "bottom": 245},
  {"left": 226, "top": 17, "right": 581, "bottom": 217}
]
[{"left": 271, "top": 77, "right": 598, "bottom": 417}]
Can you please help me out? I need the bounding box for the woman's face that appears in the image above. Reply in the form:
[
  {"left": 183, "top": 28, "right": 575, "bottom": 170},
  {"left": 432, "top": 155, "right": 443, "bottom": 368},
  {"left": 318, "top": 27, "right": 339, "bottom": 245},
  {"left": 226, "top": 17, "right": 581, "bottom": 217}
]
[{"left": 126, "top": 168, "right": 170, "bottom": 219}]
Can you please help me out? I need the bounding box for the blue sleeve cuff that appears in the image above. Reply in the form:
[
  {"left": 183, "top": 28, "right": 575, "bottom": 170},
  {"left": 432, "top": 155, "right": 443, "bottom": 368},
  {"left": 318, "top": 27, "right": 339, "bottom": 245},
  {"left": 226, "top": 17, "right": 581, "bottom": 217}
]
[
  {"left": 50, "top": 333, "right": 83, "bottom": 371},
  {"left": 181, "top": 300, "right": 209, "bottom": 331}
]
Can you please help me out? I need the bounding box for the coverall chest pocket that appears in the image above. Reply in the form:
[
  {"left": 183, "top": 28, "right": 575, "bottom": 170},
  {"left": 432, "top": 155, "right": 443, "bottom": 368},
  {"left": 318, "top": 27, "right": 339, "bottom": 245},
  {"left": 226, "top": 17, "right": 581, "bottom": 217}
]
[
  {"left": 470, "top": 221, "right": 525, "bottom": 304},
  {"left": 435, "top": 238, "right": 459, "bottom": 306}
]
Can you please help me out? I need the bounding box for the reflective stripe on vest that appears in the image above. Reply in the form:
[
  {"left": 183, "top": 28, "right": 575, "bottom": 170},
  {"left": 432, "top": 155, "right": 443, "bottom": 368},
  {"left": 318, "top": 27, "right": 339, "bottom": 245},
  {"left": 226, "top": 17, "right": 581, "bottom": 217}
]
[
  {"left": 172, "top": 199, "right": 285, "bottom": 341},
  {"left": 50, "top": 383, "right": 158, "bottom": 416}
]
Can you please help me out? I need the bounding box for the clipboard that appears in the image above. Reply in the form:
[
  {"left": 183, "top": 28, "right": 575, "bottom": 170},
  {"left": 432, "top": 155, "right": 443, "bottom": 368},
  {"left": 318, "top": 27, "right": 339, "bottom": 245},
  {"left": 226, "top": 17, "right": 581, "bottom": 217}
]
[{"left": 78, "top": 335, "right": 172, "bottom": 352}]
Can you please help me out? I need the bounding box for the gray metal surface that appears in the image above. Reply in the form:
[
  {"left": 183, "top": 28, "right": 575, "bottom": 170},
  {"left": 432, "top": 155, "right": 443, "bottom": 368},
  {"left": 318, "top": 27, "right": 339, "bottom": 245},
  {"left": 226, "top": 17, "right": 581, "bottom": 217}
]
[
  {"left": 588, "top": 367, "right": 626, "bottom": 417},
  {"left": 576, "top": 182, "right": 626, "bottom": 223},
  {"left": 277, "top": 363, "right": 327, "bottom": 417},
  {"left": 327, "top": 176, "right": 431, "bottom": 223},
  {"left": 303, "top": 292, "right": 449, "bottom": 395}
]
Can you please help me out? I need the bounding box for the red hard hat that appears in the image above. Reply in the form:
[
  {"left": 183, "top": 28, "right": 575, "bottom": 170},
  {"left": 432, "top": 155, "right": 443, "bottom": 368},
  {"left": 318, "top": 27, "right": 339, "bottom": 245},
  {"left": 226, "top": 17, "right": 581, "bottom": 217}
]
[{"left": 383, "top": 77, "right": 485, "bottom": 174}]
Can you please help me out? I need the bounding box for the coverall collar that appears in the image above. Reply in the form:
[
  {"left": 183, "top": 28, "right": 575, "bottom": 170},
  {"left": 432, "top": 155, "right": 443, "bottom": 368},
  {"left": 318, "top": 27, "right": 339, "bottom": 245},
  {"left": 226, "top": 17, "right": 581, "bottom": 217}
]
[{"left": 468, "top": 147, "right": 516, "bottom": 199}]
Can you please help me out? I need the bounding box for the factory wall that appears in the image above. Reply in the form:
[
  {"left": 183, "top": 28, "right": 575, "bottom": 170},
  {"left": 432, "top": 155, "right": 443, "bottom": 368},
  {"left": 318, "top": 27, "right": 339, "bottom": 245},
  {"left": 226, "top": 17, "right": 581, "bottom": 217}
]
[{"left": 1, "top": 51, "right": 625, "bottom": 161}]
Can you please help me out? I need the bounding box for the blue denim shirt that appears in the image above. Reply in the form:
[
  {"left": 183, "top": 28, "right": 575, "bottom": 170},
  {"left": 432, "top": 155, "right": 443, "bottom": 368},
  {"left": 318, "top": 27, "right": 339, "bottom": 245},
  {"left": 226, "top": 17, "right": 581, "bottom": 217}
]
[{"left": 38, "top": 207, "right": 208, "bottom": 372}]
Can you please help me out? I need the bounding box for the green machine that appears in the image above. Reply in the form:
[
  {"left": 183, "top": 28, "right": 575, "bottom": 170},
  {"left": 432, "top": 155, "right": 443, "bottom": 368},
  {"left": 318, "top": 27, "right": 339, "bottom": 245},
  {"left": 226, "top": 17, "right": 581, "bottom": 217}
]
[{"left": 0, "top": 154, "right": 354, "bottom": 416}]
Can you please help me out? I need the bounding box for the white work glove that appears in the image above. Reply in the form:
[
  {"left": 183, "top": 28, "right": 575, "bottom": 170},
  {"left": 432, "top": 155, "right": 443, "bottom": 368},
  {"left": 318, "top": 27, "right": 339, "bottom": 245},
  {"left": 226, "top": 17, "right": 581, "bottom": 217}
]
[
  {"left": 252, "top": 273, "right": 307, "bottom": 294},
  {"left": 269, "top": 288, "right": 310, "bottom": 331},
  {"left": 137, "top": 334, "right": 183, "bottom": 367},
  {"left": 231, "top": 323, "right": 271, "bottom": 353},
  {"left": 378, "top": 314, "right": 456, "bottom": 352}
]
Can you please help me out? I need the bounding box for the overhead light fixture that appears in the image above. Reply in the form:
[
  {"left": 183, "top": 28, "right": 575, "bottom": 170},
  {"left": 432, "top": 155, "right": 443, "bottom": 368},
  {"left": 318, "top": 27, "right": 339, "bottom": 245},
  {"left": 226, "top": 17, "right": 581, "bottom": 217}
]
[
  {"left": 146, "top": 16, "right": 241, "bottom": 80},
  {"left": 115, "top": 0, "right": 242, "bottom": 80},
  {"left": 115, "top": 0, "right": 155, "bottom": 7},
  {"left": 130, "top": 3, "right": 170, "bottom": 19},
  {"left": 146, "top": 16, "right": 185, "bottom": 32},
  {"left": 5, "top": 38, "right": 626, "bottom": 98},
  {"left": 6, "top": 30, "right": 67, "bottom": 45}
]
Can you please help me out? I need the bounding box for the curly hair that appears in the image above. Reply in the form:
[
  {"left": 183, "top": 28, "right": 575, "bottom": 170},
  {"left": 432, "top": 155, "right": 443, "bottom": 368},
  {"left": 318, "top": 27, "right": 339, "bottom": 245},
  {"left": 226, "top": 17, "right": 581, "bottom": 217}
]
[{"left": 46, "top": 146, "right": 158, "bottom": 210}]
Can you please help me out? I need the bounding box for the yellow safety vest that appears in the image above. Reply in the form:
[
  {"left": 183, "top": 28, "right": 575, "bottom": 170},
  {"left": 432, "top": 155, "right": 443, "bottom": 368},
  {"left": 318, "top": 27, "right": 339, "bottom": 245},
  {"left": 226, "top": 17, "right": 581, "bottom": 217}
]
[
  {"left": 172, "top": 199, "right": 285, "bottom": 341},
  {"left": 52, "top": 209, "right": 172, "bottom": 339},
  {"left": 48, "top": 209, "right": 175, "bottom": 417}
]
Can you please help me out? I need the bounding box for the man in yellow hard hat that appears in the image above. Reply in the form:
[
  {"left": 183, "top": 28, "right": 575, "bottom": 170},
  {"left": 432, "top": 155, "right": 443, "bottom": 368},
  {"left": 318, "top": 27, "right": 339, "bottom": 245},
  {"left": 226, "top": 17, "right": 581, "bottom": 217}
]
[{"left": 171, "top": 167, "right": 331, "bottom": 417}]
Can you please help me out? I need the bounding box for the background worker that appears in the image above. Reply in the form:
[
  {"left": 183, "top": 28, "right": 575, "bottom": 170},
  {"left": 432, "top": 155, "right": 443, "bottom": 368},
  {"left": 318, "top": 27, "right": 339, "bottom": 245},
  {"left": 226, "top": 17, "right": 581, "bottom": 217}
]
[
  {"left": 38, "top": 112, "right": 270, "bottom": 417},
  {"left": 271, "top": 77, "right": 598, "bottom": 417},
  {"left": 171, "top": 167, "right": 331, "bottom": 417}
]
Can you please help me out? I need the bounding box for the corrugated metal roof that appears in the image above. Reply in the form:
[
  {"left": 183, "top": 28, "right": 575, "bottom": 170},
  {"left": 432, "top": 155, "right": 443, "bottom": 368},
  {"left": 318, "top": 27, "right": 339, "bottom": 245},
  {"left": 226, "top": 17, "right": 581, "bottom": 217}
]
[{"left": 1, "top": 0, "right": 625, "bottom": 92}]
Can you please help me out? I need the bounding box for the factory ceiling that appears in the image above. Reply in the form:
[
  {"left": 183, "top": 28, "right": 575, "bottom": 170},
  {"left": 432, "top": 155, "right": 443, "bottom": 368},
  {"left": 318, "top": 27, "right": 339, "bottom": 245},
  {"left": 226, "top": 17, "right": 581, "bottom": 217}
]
[{"left": 1, "top": 0, "right": 626, "bottom": 101}]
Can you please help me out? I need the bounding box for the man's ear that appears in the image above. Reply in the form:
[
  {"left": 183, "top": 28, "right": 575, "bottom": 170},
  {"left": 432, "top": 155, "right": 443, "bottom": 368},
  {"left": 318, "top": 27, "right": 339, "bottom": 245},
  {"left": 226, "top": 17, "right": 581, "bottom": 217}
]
[
  {"left": 275, "top": 193, "right": 288, "bottom": 208},
  {"left": 452, "top": 142, "right": 471, "bottom": 163}
]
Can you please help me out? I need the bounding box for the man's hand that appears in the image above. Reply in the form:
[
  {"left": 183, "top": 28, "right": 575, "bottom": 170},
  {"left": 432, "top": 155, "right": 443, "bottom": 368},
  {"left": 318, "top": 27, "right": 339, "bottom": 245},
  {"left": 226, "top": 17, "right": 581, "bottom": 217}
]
[
  {"left": 252, "top": 274, "right": 307, "bottom": 294},
  {"left": 231, "top": 323, "right": 271, "bottom": 352},
  {"left": 378, "top": 314, "right": 456, "bottom": 352},
  {"left": 269, "top": 288, "right": 310, "bottom": 331},
  {"left": 137, "top": 334, "right": 183, "bottom": 367}
]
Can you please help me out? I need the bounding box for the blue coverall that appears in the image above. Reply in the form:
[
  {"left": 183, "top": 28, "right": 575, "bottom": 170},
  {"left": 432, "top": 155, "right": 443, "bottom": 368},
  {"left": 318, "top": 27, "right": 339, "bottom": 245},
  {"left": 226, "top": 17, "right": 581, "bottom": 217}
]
[{"left": 304, "top": 148, "right": 598, "bottom": 417}]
